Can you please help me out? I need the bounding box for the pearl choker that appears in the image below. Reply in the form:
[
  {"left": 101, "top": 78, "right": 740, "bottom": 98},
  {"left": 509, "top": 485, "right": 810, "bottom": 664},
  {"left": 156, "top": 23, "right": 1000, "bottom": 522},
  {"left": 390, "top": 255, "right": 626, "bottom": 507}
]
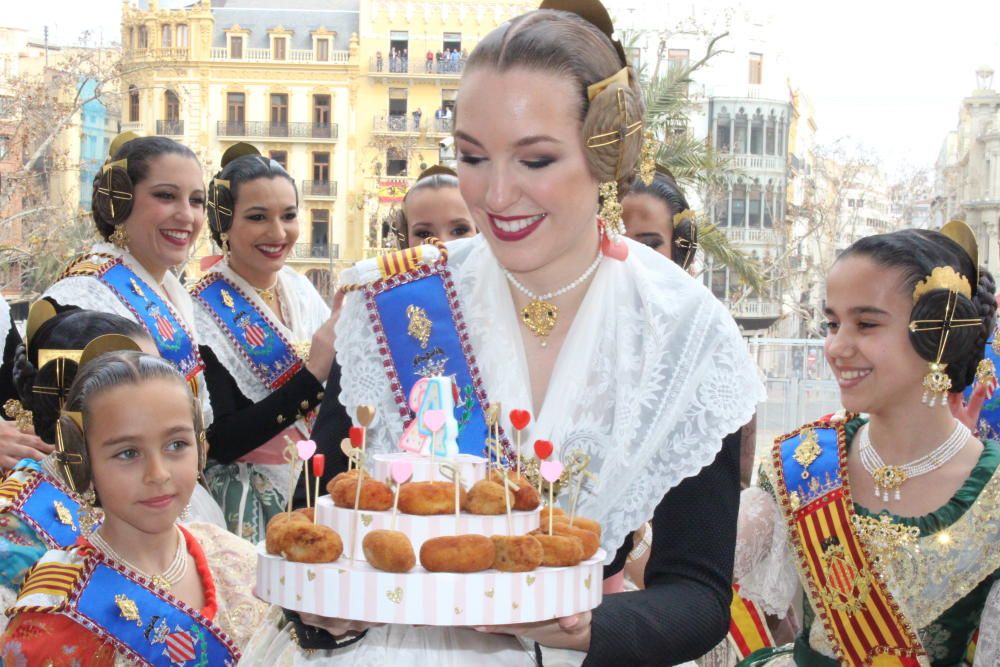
[{"left": 858, "top": 421, "right": 970, "bottom": 502}]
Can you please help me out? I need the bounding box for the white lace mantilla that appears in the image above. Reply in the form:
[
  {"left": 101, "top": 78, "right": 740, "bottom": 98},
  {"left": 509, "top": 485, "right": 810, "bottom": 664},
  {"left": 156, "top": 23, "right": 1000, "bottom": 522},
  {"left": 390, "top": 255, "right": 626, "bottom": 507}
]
[
  {"left": 42, "top": 242, "right": 212, "bottom": 423},
  {"left": 192, "top": 261, "right": 330, "bottom": 406},
  {"left": 336, "top": 235, "right": 765, "bottom": 561}
]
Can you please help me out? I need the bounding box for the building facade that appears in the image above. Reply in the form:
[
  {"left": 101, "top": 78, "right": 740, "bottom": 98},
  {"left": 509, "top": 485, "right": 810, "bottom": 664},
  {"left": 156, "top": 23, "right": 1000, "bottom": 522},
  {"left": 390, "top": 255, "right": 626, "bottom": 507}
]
[
  {"left": 934, "top": 67, "right": 1000, "bottom": 272},
  {"left": 119, "top": 0, "right": 529, "bottom": 295}
]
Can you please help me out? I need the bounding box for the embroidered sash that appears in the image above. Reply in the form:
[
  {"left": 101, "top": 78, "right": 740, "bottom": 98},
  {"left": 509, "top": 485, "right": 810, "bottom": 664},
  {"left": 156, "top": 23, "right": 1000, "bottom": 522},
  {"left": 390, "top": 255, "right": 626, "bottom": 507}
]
[
  {"left": 12, "top": 547, "right": 239, "bottom": 666},
  {"left": 0, "top": 459, "right": 85, "bottom": 548},
  {"left": 365, "top": 250, "right": 508, "bottom": 457},
  {"left": 190, "top": 273, "right": 303, "bottom": 391},
  {"left": 728, "top": 584, "right": 774, "bottom": 659},
  {"left": 96, "top": 259, "right": 203, "bottom": 382},
  {"left": 773, "top": 421, "right": 927, "bottom": 666}
]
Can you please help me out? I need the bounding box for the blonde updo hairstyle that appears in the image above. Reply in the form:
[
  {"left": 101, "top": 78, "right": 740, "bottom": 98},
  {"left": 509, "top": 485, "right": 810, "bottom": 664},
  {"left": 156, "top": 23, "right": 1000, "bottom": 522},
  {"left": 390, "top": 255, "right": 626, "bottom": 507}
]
[{"left": 461, "top": 4, "right": 645, "bottom": 196}]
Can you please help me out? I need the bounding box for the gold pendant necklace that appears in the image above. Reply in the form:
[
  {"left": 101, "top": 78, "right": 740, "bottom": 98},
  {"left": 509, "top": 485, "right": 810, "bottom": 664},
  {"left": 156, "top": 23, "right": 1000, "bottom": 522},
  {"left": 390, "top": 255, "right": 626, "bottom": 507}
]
[{"left": 502, "top": 253, "right": 602, "bottom": 347}]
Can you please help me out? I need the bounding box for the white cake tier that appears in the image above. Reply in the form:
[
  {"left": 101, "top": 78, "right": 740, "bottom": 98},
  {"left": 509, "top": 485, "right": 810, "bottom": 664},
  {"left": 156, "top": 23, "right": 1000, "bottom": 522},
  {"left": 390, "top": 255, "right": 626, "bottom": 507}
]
[
  {"left": 315, "top": 495, "right": 540, "bottom": 561},
  {"left": 255, "top": 543, "right": 605, "bottom": 625},
  {"left": 371, "top": 452, "right": 488, "bottom": 484}
]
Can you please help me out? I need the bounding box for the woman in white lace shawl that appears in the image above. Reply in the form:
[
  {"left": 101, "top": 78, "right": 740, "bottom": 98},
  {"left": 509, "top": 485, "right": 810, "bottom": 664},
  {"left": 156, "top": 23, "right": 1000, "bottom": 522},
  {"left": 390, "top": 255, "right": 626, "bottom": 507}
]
[
  {"left": 192, "top": 146, "right": 335, "bottom": 542},
  {"left": 735, "top": 228, "right": 1000, "bottom": 666},
  {"left": 240, "top": 3, "right": 765, "bottom": 666}
]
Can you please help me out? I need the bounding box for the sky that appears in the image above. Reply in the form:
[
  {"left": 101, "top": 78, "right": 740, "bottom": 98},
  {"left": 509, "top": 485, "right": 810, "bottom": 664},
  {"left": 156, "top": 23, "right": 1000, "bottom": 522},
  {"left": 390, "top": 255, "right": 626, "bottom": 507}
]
[{"left": 5, "top": 0, "right": 1000, "bottom": 176}]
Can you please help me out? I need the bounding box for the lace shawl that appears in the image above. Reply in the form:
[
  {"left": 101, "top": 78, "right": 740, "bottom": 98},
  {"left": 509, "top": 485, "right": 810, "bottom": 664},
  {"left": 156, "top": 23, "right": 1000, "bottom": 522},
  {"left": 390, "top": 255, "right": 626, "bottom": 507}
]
[
  {"left": 192, "top": 261, "right": 330, "bottom": 405},
  {"left": 336, "top": 236, "right": 765, "bottom": 561},
  {"left": 42, "top": 242, "right": 212, "bottom": 423}
]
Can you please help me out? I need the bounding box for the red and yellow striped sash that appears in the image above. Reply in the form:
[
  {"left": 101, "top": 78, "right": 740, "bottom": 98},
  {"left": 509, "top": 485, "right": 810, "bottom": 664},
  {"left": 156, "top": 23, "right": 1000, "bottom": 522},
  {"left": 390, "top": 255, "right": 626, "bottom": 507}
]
[
  {"left": 18, "top": 560, "right": 83, "bottom": 600},
  {"left": 377, "top": 246, "right": 424, "bottom": 279},
  {"left": 729, "top": 584, "right": 774, "bottom": 658},
  {"left": 774, "top": 422, "right": 926, "bottom": 666}
]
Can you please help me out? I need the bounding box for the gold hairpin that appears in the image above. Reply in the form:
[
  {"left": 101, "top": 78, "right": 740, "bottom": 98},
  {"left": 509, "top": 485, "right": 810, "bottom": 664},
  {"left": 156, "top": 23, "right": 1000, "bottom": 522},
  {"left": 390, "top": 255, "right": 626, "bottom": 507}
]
[
  {"left": 208, "top": 178, "right": 232, "bottom": 219},
  {"left": 909, "top": 290, "right": 984, "bottom": 406},
  {"left": 98, "top": 159, "right": 133, "bottom": 218}
]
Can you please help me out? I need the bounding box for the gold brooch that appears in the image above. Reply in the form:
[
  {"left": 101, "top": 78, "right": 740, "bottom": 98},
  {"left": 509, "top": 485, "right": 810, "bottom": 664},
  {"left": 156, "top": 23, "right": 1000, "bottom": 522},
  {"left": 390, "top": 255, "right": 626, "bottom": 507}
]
[
  {"left": 793, "top": 429, "right": 822, "bottom": 479},
  {"left": 53, "top": 501, "right": 76, "bottom": 530},
  {"left": 406, "top": 305, "right": 432, "bottom": 349},
  {"left": 115, "top": 594, "right": 142, "bottom": 626}
]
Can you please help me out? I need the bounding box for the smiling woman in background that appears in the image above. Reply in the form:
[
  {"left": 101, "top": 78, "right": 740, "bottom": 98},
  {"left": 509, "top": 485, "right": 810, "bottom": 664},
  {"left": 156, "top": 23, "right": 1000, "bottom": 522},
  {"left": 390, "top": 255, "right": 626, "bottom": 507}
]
[{"left": 191, "top": 144, "right": 336, "bottom": 542}]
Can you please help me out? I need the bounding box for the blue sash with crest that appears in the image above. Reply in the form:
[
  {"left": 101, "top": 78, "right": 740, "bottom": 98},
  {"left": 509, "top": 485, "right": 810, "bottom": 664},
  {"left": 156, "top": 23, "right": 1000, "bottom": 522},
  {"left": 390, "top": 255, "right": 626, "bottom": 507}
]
[
  {"left": 190, "top": 273, "right": 303, "bottom": 390},
  {"left": 71, "top": 552, "right": 239, "bottom": 666},
  {"left": 8, "top": 459, "right": 85, "bottom": 548},
  {"left": 368, "top": 261, "right": 507, "bottom": 457},
  {"left": 97, "top": 259, "right": 203, "bottom": 382}
]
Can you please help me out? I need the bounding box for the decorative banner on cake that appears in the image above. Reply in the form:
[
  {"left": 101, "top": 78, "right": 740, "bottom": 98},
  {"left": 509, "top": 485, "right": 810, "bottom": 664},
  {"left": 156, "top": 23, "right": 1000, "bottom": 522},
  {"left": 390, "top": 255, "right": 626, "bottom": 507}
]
[{"left": 366, "top": 261, "right": 509, "bottom": 458}]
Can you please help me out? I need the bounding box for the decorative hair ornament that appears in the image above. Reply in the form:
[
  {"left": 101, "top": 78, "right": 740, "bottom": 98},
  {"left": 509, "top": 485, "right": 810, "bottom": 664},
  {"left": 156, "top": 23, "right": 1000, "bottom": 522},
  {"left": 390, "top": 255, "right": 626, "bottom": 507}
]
[
  {"left": 25, "top": 299, "right": 57, "bottom": 355},
  {"left": 672, "top": 209, "right": 697, "bottom": 229},
  {"left": 207, "top": 177, "right": 234, "bottom": 236},
  {"left": 415, "top": 164, "right": 458, "bottom": 182},
  {"left": 940, "top": 219, "right": 979, "bottom": 284},
  {"left": 638, "top": 130, "right": 657, "bottom": 186},
  {"left": 912, "top": 266, "right": 972, "bottom": 303},
  {"left": 55, "top": 410, "right": 85, "bottom": 494},
  {"left": 587, "top": 87, "right": 642, "bottom": 243},
  {"left": 909, "top": 288, "right": 984, "bottom": 407},
  {"left": 976, "top": 358, "right": 997, "bottom": 389},
  {"left": 586, "top": 67, "right": 630, "bottom": 101},
  {"left": 77, "top": 485, "right": 101, "bottom": 536}
]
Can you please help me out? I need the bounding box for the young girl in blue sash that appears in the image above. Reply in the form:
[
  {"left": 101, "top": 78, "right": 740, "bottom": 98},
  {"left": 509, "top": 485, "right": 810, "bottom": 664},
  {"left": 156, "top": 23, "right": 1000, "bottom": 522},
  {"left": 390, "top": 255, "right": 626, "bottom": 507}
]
[
  {"left": 191, "top": 145, "right": 335, "bottom": 542},
  {"left": 735, "top": 226, "right": 1000, "bottom": 666},
  {"left": 1, "top": 351, "right": 267, "bottom": 665}
]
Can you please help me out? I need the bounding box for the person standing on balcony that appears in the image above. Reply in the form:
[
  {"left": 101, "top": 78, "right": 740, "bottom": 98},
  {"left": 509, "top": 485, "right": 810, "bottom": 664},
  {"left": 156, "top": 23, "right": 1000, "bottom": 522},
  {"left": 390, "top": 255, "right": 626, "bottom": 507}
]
[
  {"left": 375, "top": 50, "right": 383, "bottom": 72},
  {"left": 190, "top": 144, "right": 336, "bottom": 543},
  {"left": 426, "top": 49, "right": 433, "bottom": 73},
  {"left": 412, "top": 107, "right": 422, "bottom": 130},
  {"left": 450, "top": 46, "right": 460, "bottom": 72}
]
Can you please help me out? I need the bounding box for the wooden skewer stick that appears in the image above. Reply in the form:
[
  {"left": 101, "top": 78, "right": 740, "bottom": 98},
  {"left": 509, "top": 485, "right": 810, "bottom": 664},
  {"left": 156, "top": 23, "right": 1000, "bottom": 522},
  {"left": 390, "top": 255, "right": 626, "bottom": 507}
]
[
  {"left": 348, "top": 449, "right": 367, "bottom": 560},
  {"left": 283, "top": 436, "right": 298, "bottom": 514}
]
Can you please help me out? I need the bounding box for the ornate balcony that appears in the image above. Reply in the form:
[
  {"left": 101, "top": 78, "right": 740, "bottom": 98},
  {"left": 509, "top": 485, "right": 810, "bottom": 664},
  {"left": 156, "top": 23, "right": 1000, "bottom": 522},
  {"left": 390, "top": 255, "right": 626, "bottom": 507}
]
[
  {"left": 301, "top": 180, "right": 338, "bottom": 199},
  {"left": 156, "top": 120, "right": 184, "bottom": 135},
  {"left": 216, "top": 121, "right": 338, "bottom": 141}
]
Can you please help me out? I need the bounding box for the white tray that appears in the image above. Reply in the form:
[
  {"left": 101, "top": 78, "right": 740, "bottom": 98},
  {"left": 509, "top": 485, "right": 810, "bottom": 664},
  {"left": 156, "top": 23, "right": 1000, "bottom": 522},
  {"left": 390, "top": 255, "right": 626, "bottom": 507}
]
[{"left": 254, "top": 544, "right": 604, "bottom": 625}]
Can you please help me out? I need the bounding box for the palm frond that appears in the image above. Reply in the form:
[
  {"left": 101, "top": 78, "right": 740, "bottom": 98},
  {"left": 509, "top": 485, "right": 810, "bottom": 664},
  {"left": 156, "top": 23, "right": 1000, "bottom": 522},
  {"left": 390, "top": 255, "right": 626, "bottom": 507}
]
[{"left": 697, "top": 222, "right": 766, "bottom": 294}]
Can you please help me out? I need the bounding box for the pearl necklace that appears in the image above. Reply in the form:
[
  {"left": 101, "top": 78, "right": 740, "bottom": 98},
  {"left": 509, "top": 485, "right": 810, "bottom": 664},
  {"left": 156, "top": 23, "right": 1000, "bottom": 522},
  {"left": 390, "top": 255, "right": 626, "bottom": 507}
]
[
  {"left": 90, "top": 525, "right": 188, "bottom": 591},
  {"left": 502, "top": 253, "right": 602, "bottom": 347},
  {"left": 858, "top": 421, "right": 970, "bottom": 502}
]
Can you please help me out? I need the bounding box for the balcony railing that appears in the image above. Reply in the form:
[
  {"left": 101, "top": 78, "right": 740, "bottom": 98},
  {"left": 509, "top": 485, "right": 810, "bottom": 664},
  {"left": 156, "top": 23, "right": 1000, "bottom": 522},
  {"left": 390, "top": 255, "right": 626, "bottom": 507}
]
[
  {"left": 368, "top": 55, "right": 465, "bottom": 76},
  {"left": 727, "top": 154, "right": 785, "bottom": 172},
  {"left": 120, "top": 121, "right": 143, "bottom": 132},
  {"left": 156, "top": 119, "right": 184, "bottom": 135},
  {"left": 216, "top": 121, "right": 338, "bottom": 140},
  {"left": 293, "top": 242, "right": 339, "bottom": 259},
  {"left": 723, "top": 227, "right": 777, "bottom": 244},
  {"left": 301, "top": 180, "right": 338, "bottom": 198},
  {"left": 210, "top": 46, "right": 350, "bottom": 64},
  {"left": 727, "top": 300, "right": 781, "bottom": 319},
  {"left": 124, "top": 47, "right": 190, "bottom": 61},
  {"left": 372, "top": 115, "right": 453, "bottom": 134}
]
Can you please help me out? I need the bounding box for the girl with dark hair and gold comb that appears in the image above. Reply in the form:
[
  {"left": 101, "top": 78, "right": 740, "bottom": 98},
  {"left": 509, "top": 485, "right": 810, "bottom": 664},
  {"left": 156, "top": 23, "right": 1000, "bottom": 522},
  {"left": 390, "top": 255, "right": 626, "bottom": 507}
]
[
  {"left": 245, "top": 0, "right": 764, "bottom": 664},
  {"left": 735, "top": 224, "right": 1000, "bottom": 666},
  {"left": 0, "top": 351, "right": 268, "bottom": 664},
  {"left": 191, "top": 143, "right": 336, "bottom": 543}
]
